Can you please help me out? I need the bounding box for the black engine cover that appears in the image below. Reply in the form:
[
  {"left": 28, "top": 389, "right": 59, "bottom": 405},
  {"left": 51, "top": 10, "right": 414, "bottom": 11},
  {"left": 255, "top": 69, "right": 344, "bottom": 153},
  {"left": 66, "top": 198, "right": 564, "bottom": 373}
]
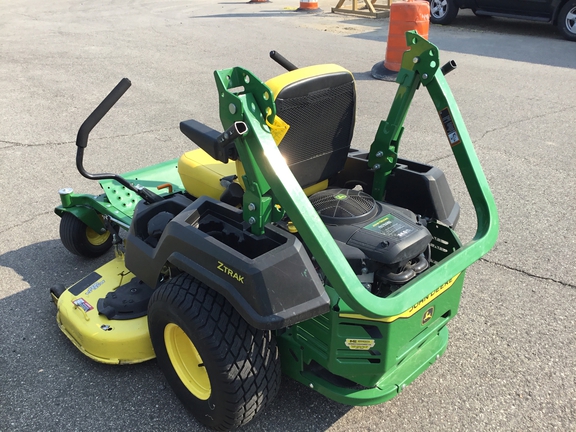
[{"left": 310, "top": 189, "right": 431, "bottom": 266}]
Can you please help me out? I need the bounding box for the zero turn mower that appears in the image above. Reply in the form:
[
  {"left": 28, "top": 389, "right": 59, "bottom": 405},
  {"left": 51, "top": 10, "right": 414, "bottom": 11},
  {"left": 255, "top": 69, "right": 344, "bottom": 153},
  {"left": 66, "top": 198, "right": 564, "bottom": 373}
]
[{"left": 51, "top": 33, "right": 498, "bottom": 430}]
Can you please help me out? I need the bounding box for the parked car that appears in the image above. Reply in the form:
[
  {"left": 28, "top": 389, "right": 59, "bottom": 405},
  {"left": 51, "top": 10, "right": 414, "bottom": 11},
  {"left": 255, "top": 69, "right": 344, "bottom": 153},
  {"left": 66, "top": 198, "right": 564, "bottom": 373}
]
[{"left": 428, "top": 0, "right": 576, "bottom": 41}]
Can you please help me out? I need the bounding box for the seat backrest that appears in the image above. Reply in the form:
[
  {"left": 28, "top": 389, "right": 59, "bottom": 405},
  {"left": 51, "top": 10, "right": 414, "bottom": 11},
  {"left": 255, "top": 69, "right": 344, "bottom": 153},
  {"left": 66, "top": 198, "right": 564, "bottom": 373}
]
[
  {"left": 178, "top": 65, "right": 356, "bottom": 203},
  {"left": 265, "top": 64, "right": 356, "bottom": 189}
]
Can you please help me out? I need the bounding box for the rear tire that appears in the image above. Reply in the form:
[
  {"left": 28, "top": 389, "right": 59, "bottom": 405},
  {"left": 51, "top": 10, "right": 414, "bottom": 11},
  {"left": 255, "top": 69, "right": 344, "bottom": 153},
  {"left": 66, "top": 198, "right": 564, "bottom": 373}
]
[
  {"left": 429, "top": 0, "right": 459, "bottom": 25},
  {"left": 59, "top": 212, "right": 112, "bottom": 258},
  {"left": 148, "top": 274, "right": 281, "bottom": 431},
  {"left": 558, "top": 1, "right": 576, "bottom": 41}
]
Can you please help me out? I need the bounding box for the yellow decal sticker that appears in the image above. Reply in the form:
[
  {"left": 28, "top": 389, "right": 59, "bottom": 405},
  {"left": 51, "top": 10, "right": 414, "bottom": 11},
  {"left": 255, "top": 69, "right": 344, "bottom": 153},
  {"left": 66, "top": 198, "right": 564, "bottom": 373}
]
[
  {"left": 345, "top": 339, "right": 375, "bottom": 350},
  {"left": 265, "top": 113, "right": 290, "bottom": 145},
  {"left": 217, "top": 261, "right": 245, "bottom": 284},
  {"left": 339, "top": 273, "right": 461, "bottom": 323}
]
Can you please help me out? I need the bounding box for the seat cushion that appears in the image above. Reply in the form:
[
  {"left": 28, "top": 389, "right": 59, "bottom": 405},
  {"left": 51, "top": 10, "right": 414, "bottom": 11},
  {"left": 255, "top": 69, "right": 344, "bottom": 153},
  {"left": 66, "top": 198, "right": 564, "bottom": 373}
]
[{"left": 178, "top": 149, "right": 237, "bottom": 200}]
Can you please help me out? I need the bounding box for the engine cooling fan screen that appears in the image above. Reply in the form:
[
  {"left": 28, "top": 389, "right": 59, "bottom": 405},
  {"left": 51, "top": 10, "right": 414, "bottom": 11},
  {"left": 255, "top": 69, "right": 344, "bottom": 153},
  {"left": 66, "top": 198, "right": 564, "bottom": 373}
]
[{"left": 309, "top": 189, "right": 378, "bottom": 225}]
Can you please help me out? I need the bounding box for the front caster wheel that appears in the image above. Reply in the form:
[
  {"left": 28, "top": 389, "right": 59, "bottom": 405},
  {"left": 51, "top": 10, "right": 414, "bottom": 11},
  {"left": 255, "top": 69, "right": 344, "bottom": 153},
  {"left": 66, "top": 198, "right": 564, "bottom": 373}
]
[
  {"left": 148, "top": 274, "right": 281, "bottom": 431},
  {"left": 59, "top": 212, "right": 112, "bottom": 258}
]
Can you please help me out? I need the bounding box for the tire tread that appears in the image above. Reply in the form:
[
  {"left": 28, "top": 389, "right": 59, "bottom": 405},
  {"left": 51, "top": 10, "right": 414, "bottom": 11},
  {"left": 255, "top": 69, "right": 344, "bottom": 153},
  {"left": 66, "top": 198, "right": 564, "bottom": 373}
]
[
  {"left": 148, "top": 274, "right": 280, "bottom": 430},
  {"left": 59, "top": 212, "right": 112, "bottom": 258}
]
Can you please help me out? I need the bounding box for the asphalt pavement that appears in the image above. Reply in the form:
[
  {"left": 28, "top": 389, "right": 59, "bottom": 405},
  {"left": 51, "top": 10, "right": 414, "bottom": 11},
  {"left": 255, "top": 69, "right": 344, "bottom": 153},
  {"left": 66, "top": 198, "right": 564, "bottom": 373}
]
[{"left": 1, "top": 1, "right": 575, "bottom": 431}]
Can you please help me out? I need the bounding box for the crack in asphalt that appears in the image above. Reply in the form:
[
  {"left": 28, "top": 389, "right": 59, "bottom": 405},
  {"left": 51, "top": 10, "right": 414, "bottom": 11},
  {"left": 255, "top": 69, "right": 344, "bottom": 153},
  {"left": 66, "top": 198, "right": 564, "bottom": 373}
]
[
  {"left": 426, "top": 154, "right": 453, "bottom": 164},
  {"left": 0, "top": 128, "right": 173, "bottom": 150},
  {"left": 424, "top": 104, "right": 576, "bottom": 167},
  {"left": 474, "top": 105, "right": 576, "bottom": 144},
  {"left": 0, "top": 211, "right": 53, "bottom": 236},
  {"left": 0, "top": 139, "right": 74, "bottom": 148},
  {"left": 425, "top": 103, "right": 576, "bottom": 164},
  {"left": 480, "top": 257, "right": 575, "bottom": 289}
]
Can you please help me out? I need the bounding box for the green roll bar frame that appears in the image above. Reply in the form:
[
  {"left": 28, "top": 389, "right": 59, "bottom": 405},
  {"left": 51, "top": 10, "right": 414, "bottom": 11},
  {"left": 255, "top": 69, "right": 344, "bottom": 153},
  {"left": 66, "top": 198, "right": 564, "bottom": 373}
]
[{"left": 215, "top": 32, "right": 499, "bottom": 319}]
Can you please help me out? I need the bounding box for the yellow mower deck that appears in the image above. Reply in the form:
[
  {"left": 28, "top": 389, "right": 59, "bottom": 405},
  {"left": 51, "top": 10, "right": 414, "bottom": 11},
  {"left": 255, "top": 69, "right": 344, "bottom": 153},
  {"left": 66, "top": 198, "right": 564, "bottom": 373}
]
[{"left": 55, "top": 254, "right": 155, "bottom": 364}]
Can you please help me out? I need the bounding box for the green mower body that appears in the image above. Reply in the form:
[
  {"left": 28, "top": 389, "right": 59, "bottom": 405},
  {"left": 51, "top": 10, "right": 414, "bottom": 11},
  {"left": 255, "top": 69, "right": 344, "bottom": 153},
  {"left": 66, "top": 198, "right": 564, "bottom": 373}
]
[{"left": 52, "top": 33, "right": 498, "bottom": 430}]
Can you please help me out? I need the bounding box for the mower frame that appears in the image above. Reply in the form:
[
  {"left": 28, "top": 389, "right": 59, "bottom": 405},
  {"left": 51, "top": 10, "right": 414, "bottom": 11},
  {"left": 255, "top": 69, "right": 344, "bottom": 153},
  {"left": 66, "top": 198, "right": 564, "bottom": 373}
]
[{"left": 53, "top": 31, "right": 498, "bottom": 417}]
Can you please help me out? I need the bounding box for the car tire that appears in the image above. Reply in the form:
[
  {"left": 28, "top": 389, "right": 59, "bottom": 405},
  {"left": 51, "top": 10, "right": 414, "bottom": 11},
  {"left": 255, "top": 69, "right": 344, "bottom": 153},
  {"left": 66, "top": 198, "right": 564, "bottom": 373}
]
[
  {"left": 59, "top": 212, "right": 112, "bottom": 258},
  {"left": 558, "top": 1, "right": 576, "bottom": 41},
  {"left": 148, "top": 274, "right": 281, "bottom": 431},
  {"left": 429, "top": 0, "right": 459, "bottom": 25}
]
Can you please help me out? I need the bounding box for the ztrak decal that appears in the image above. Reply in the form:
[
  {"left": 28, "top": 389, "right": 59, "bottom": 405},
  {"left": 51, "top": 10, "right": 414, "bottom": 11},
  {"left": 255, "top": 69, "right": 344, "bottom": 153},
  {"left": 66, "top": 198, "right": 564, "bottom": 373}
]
[
  {"left": 345, "top": 339, "right": 376, "bottom": 350},
  {"left": 217, "top": 261, "right": 245, "bottom": 284}
]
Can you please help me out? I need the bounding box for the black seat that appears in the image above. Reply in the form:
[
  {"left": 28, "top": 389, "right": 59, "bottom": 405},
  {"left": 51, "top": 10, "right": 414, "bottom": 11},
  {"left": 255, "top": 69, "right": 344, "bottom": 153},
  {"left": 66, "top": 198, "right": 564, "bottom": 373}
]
[
  {"left": 178, "top": 64, "right": 357, "bottom": 200},
  {"left": 267, "top": 64, "right": 356, "bottom": 188}
]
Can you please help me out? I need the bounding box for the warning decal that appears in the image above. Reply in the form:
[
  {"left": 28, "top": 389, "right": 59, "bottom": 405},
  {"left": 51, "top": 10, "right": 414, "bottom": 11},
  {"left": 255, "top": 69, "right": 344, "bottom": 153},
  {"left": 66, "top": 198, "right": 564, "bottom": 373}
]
[
  {"left": 439, "top": 108, "right": 461, "bottom": 146},
  {"left": 345, "top": 339, "right": 375, "bottom": 350},
  {"left": 72, "top": 298, "right": 94, "bottom": 312},
  {"left": 266, "top": 113, "right": 290, "bottom": 145}
]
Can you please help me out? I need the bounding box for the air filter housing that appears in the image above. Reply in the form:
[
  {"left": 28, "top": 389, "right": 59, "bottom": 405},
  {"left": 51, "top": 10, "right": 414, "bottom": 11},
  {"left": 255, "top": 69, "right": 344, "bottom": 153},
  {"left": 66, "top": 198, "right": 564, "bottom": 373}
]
[{"left": 309, "top": 189, "right": 378, "bottom": 225}]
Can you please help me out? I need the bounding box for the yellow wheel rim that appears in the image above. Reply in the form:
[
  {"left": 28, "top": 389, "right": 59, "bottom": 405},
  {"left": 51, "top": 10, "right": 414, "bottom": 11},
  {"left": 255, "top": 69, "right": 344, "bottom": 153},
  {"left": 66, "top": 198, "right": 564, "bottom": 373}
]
[
  {"left": 85, "top": 226, "right": 110, "bottom": 246},
  {"left": 164, "top": 323, "right": 211, "bottom": 400}
]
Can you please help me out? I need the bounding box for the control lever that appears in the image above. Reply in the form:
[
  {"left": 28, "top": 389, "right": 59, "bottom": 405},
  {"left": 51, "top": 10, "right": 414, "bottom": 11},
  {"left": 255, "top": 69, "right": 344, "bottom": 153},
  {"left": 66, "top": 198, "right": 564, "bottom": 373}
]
[
  {"left": 269, "top": 50, "right": 298, "bottom": 71},
  {"left": 75, "top": 78, "right": 162, "bottom": 204},
  {"left": 441, "top": 60, "right": 457, "bottom": 76}
]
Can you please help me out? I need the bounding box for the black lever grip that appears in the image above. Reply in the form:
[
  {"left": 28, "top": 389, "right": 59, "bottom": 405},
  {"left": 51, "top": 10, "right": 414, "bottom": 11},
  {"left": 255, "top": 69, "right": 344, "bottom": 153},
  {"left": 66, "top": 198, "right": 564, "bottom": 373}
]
[
  {"left": 76, "top": 78, "right": 131, "bottom": 149},
  {"left": 269, "top": 51, "right": 298, "bottom": 72},
  {"left": 74, "top": 78, "right": 161, "bottom": 204},
  {"left": 441, "top": 60, "right": 457, "bottom": 76},
  {"left": 180, "top": 120, "right": 247, "bottom": 163}
]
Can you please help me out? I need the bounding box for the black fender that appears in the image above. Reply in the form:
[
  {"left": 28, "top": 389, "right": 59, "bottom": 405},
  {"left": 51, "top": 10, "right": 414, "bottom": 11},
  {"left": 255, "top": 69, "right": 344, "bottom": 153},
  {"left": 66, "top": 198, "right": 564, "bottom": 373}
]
[{"left": 125, "top": 196, "right": 330, "bottom": 330}]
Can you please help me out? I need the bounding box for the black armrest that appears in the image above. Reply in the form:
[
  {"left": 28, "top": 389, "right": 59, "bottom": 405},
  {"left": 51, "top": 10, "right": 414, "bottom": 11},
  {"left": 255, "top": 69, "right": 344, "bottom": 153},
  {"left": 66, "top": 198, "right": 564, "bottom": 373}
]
[{"left": 180, "top": 119, "right": 247, "bottom": 163}]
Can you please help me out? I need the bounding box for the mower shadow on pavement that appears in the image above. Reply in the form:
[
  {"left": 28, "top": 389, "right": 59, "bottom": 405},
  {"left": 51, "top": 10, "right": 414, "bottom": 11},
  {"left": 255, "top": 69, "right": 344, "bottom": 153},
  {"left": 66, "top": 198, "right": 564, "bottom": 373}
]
[{"left": 0, "top": 240, "right": 354, "bottom": 432}]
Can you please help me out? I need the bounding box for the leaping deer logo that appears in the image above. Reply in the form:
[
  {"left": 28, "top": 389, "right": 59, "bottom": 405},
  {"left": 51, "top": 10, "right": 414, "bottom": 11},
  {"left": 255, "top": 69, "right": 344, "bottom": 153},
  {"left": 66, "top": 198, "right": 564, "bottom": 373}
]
[{"left": 422, "top": 307, "right": 435, "bottom": 325}]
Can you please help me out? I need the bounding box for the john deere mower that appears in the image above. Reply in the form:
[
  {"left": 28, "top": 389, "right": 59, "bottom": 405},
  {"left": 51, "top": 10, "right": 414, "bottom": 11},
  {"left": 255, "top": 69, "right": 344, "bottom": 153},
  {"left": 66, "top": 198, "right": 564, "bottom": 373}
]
[{"left": 51, "top": 33, "right": 498, "bottom": 431}]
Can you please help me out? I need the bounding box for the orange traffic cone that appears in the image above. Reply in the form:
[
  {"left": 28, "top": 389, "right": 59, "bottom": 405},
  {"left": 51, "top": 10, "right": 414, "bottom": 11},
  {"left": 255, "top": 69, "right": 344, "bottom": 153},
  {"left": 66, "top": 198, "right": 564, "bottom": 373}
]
[
  {"left": 371, "top": 0, "right": 430, "bottom": 81},
  {"left": 297, "top": 0, "right": 322, "bottom": 13}
]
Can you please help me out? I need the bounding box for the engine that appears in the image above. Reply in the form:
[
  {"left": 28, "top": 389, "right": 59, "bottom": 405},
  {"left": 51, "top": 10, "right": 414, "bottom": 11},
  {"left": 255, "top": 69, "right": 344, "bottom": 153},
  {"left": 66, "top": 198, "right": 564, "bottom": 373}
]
[{"left": 309, "top": 188, "right": 432, "bottom": 297}]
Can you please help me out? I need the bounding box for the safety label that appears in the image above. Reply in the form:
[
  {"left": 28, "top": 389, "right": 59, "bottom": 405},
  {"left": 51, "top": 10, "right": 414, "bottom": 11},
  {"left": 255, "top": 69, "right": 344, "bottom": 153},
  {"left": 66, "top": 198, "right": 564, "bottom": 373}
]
[
  {"left": 345, "top": 339, "right": 375, "bottom": 350},
  {"left": 72, "top": 298, "right": 94, "bottom": 312},
  {"left": 439, "top": 107, "right": 461, "bottom": 146},
  {"left": 266, "top": 114, "right": 290, "bottom": 144}
]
